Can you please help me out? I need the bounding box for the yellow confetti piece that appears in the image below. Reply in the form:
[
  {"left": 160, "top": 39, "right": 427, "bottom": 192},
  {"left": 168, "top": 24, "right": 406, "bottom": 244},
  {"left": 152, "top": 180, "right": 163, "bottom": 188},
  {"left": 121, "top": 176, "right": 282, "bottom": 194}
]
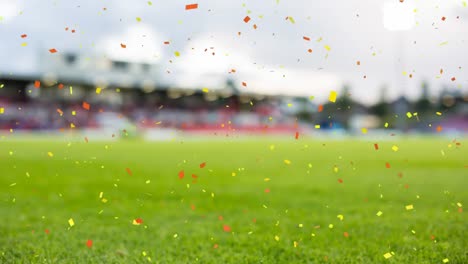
[
  {"left": 406, "top": 204, "right": 414, "bottom": 210},
  {"left": 383, "top": 253, "right": 392, "bottom": 259},
  {"left": 68, "top": 218, "right": 75, "bottom": 227},
  {"left": 147, "top": 1, "right": 152, "bottom": 5},
  {"left": 337, "top": 214, "right": 344, "bottom": 221},
  {"left": 0, "top": 107, "right": 4, "bottom": 114},
  {"left": 72, "top": 111, "right": 76, "bottom": 116},
  {"left": 315, "top": 125, "right": 320, "bottom": 129},
  {"left": 293, "top": 241, "right": 298, "bottom": 247},
  {"left": 284, "top": 159, "right": 291, "bottom": 165},
  {"left": 269, "top": 145, "right": 275, "bottom": 151},
  {"left": 384, "top": 122, "right": 389, "bottom": 128},
  {"left": 443, "top": 258, "right": 449, "bottom": 263},
  {"left": 392, "top": 145, "right": 399, "bottom": 152},
  {"left": 436, "top": 112, "right": 442, "bottom": 116},
  {"left": 406, "top": 112, "right": 413, "bottom": 118},
  {"left": 376, "top": 211, "right": 383, "bottom": 216},
  {"left": 70, "top": 123, "right": 75, "bottom": 128},
  {"left": 264, "top": 178, "right": 270, "bottom": 182},
  {"left": 457, "top": 202, "right": 462, "bottom": 207},
  {"left": 47, "top": 152, "right": 54, "bottom": 157},
  {"left": 174, "top": 51, "right": 180, "bottom": 57},
  {"left": 202, "top": 88, "right": 209, "bottom": 93},
  {"left": 274, "top": 235, "right": 280, "bottom": 241},
  {"left": 96, "top": 87, "right": 102, "bottom": 94},
  {"left": 136, "top": 17, "right": 142, "bottom": 22},
  {"left": 324, "top": 45, "right": 331, "bottom": 51},
  {"left": 99, "top": 192, "right": 103, "bottom": 198},
  {"left": 329, "top": 91, "right": 337, "bottom": 102},
  {"left": 361, "top": 128, "right": 368, "bottom": 134},
  {"left": 101, "top": 198, "right": 108, "bottom": 203},
  {"left": 69, "top": 86, "right": 73, "bottom": 95},
  {"left": 21, "top": 42, "right": 27, "bottom": 47},
  {"left": 288, "top": 17, "right": 295, "bottom": 24}
]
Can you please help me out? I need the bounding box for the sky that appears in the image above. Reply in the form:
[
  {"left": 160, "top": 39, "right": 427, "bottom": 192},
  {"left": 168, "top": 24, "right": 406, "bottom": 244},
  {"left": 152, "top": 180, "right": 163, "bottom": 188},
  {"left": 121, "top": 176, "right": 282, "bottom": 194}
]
[{"left": 0, "top": 0, "right": 467, "bottom": 104}]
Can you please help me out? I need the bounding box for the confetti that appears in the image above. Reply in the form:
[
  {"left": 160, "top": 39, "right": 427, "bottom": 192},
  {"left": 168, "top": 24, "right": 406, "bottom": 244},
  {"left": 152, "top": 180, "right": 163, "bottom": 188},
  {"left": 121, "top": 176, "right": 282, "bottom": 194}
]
[
  {"left": 243, "top": 16, "right": 251, "bottom": 23},
  {"left": 0, "top": 108, "right": 4, "bottom": 114},
  {"left": 242, "top": 82, "right": 247, "bottom": 87},
  {"left": 178, "top": 170, "right": 185, "bottom": 179},
  {"left": 443, "top": 258, "right": 449, "bottom": 263},
  {"left": 374, "top": 143, "right": 379, "bottom": 150},
  {"left": 34, "top": 80, "right": 40, "bottom": 88},
  {"left": 133, "top": 218, "right": 143, "bottom": 225},
  {"left": 174, "top": 51, "right": 180, "bottom": 57},
  {"left": 126, "top": 168, "right": 133, "bottom": 176},
  {"left": 303, "top": 36, "right": 310, "bottom": 41},
  {"left": 68, "top": 218, "right": 75, "bottom": 227},
  {"left": 223, "top": 225, "right": 231, "bottom": 232},
  {"left": 385, "top": 162, "right": 391, "bottom": 168},
  {"left": 383, "top": 252, "right": 392, "bottom": 259},
  {"left": 343, "top": 232, "right": 349, "bottom": 237},
  {"left": 49, "top": 48, "right": 57, "bottom": 53},
  {"left": 405, "top": 204, "right": 414, "bottom": 210},
  {"left": 120, "top": 43, "right": 127, "bottom": 48},
  {"left": 136, "top": 17, "right": 142, "bottom": 22},
  {"left": 329, "top": 91, "right": 337, "bottom": 102},
  {"left": 406, "top": 112, "right": 412, "bottom": 118},
  {"left": 86, "top": 240, "right": 93, "bottom": 248},
  {"left": 324, "top": 45, "right": 331, "bottom": 51},
  {"left": 361, "top": 128, "right": 368, "bottom": 134},
  {"left": 48, "top": 152, "right": 54, "bottom": 157},
  {"left": 82, "top": 102, "right": 90, "bottom": 110},
  {"left": 392, "top": 145, "right": 399, "bottom": 152},
  {"left": 96, "top": 87, "right": 102, "bottom": 94},
  {"left": 274, "top": 235, "right": 280, "bottom": 241},
  {"left": 284, "top": 159, "right": 291, "bottom": 165},
  {"left": 185, "top": 3, "right": 198, "bottom": 10},
  {"left": 295, "top": 131, "right": 299, "bottom": 139},
  {"left": 199, "top": 162, "right": 206, "bottom": 168},
  {"left": 21, "top": 34, "right": 27, "bottom": 38},
  {"left": 376, "top": 211, "right": 383, "bottom": 216},
  {"left": 318, "top": 105, "right": 323, "bottom": 112}
]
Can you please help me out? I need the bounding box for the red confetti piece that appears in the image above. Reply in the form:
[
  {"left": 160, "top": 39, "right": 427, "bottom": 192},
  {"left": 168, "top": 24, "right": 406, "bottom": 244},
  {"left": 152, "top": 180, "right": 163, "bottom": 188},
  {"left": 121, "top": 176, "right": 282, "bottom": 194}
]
[
  {"left": 71, "top": 29, "right": 76, "bottom": 33},
  {"left": 436, "top": 125, "right": 442, "bottom": 132},
  {"left": 21, "top": 34, "right": 27, "bottom": 38},
  {"left": 303, "top": 36, "right": 310, "bottom": 41},
  {"left": 58, "top": 83, "right": 64, "bottom": 89},
  {"left": 223, "top": 225, "right": 231, "bottom": 232},
  {"left": 135, "top": 218, "right": 143, "bottom": 224},
  {"left": 34, "top": 80, "right": 40, "bottom": 88},
  {"left": 295, "top": 131, "right": 299, "bottom": 139},
  {"left": 191, "top": 174, "right": 198, "bottom": 179},
  {"left": 164, "top": 41, "right": 170, "bottom": 45},
  {"left": 318, "top": 105, "right": 323, "bottom": 112},
  {"left": 120, "top": 43, "right": 127, "bottom": 48},
  {"left": 178, "top": 170, "right": 185, "bottom": 179},
  {"left": 374, "top": 143, "right": 379, "bottom": 150},
  {"left": 218, "top": 215, "right": 223, "bottom": 221},
  {"left": 357, "top": 61, "right": 361, "bottom": 66},
  {"left": 242, "top": 82, "right": 247, "bottom": 87},
  {"left": 185, "top": 3, "right": 198, "bottom": 10},
  {"left": 451, "top": 77, "right": 456, "bottom": 81},
  {"left": 82, "top": 102, "right": 90, "bottom": 110},
  {"left": 45, "top": 229, "right": 50, "bottom": 234},
  {"left": 264, "top": 188, "right": 270, "bottom": 193},
  {"left": 213, "top": 244, "right": 218, "bottom": 249},
  {"left": 65, "top": 27, "right": 69, "bottom": 31},
  {"left": 307, "top": 48, "right": 313, "bottom": 53},
  {"left": 86, "top": 239, "right": 93, "bottom": 248},
  {"left": 385, "top": 162, "right": 391, "bottom": 168},
  {"left": 338, "top": 178, "right": 343, "bottom": 183},
  {"left": 243, "top": 16, "right": 251, "bottom": 23},
  {"left": 126, "top": 168, "right": 133, "bottom": 176},
  {"left": 441, "top": 16, "right": 446, "bottom": 21},
  {"left": 49, "top": 48, "right": 57, "bottom": 53},
  {"left": 253, "top": 24, "right": 258, "bottom": 29},
  {"left": 199, "top": 162, "right": 206, "bottom": 168}
]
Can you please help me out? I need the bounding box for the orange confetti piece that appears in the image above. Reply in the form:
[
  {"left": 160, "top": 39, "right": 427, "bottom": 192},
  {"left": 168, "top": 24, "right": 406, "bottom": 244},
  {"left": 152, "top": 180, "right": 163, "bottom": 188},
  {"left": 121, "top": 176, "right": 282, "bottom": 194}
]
[
  {"left": 357, "top": 60, "right": 361, "bottom": 65},
  {"left": 34, "top": 80, "right": 40, "bottom": 88},
  {"left": 343, "top": 232, "right": 349, "bottom": 237},
  {"left": 441, "top": 16, "right": 446, "bottom": 21},
  {"left": 223, "top": 225, "right": 231, "bottom": 232},
  {"left": 451, "top": 77, "right": 456, "bottom": 81},
  {"left": 303, "top": 36, "right": 310, "bottom": 41},
  {"left": 242, "top": 82, "right": 247, "bottom": 87},
  {"left": 82, "top": 102, "right": 90, "bottom": 110},
  {"left": 243, "top": 16, "right": 251, "bottom": 23},
  {"left": 58, "top": 83, "right": 64, "bottom": 89},
  {"left": 185, "top": 3, "right": 198, "bottom": 10},
  {"left": 199, "top": 162, "right": 206, "bottom": 168},
  {"left": 253, "top": 24, "right": 257, "bottom": 29},
  {"left": 338, "top": 178, "right": 343, "bottom": 183},
  {"left": 86, "top": 240, "right": 93, "bottom": 248},
  {"left": 126, "top": 168, "right": 133, "bottom": 176},
  {"left": 120, "top": 43, "right": 127, "bottom": 48},
  {"left": 307, "top": 49, "right": 313, "bottom": 53},
  {"left": 49, "top": 48, "right": 57, "bottom": 53},
  {"left": 436, "top": 125, "right": 442, "bottom": 132},
  {"left": 318, "top": 105, "right": 323, "bottom": 112},
  {"left": 295, "top": 131, "right": 299, "bottom": 139},
  {"left": 164, "top": 41, "right": 170, "bottom": 45},
  {"left": 57, "top": 109, "right": 63, "bottom": 115},
  {"left": 135, "top": 218, "right": 143, "bottom": 224},
  {"left": 178, "top": 170, "right": 185, "bottom": 179},
  {"left": 385, "top": 162, "right": 391, "bottom": 168},
  {"left": 374, "top": 143, "right": 379, "bottom": 150},
  {"left": 21, "top": 34, "right": 27, "bottom": 38}
]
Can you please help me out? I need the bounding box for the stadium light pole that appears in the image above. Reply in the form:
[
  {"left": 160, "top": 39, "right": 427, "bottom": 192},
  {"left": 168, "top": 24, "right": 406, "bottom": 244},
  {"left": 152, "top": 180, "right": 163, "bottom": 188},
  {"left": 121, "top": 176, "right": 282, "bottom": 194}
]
[{"left": 383, "top": 0, "right": 415, "bottom": 129}]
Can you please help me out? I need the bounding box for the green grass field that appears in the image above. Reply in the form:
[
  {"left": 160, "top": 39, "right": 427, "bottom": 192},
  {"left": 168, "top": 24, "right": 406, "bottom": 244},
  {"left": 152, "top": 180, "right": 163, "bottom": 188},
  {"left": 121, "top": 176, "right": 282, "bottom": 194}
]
[{"left": 0, "top": 137, "right": 466, "bottom": 263}]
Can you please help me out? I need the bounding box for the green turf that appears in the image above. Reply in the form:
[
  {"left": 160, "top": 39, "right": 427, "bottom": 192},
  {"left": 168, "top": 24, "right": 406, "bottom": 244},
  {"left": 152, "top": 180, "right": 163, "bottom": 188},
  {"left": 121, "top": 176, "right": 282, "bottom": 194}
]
[{"left": 0, "top": 137, "right": 466, "bottom": 263}]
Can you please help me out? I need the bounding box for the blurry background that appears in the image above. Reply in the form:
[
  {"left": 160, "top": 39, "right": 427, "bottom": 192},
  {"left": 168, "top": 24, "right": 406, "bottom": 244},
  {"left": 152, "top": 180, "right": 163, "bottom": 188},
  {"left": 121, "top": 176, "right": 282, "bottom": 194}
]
[{"left": 0, "top": 0, "right": 467, "bottom": 139}]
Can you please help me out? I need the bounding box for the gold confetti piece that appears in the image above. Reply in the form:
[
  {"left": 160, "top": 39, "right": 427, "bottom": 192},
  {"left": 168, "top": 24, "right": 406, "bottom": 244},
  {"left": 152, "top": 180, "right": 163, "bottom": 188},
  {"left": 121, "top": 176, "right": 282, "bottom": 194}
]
[
  {"left": 174, "top": 51, "right": 180, "bottom": 57},
  {"left": 329, "top": 91, "right": 337, "bottom": 102},
  {"left": 361, "top": 128, "right": 368, "bottom": 134},
  {"left": 284, "top": 159, "right": 291, "bottom": 165},
  {"left": 436, "top": 112, "right": 442, "bottom": 116},
  {"left": 21, "top": 42, "right": 28, "bottom": 47},
  {"left": 405, "top": 204, "right": 414, "bottom": 210},
  {"left": 47, "top": 152, "right": 54, "bottom": 157},
  {"left": 96, "top": 87, "right": 102, "bottom": 94},
  {"left": 392, "top": 145, "right": 399, "bottom": 152},
  {"left": 70, "top": 123, "right": 75, "bottom": 128},
  {"left": 293, "top": 241, "right": 298, "bottom": 247},
  {"left": 383, "top": 253, "right": 392, "bottom": 259},
  {"left": 288, "top": 17, "right": 295, "bottom": 24},
  {"left": 337, "top": 214, "right": 344, "bottom": 221},
  {"left": 202, "top": 88, "right": 209, "bottom": 93},
  {"left": 72, "top": 111, "right": 76, "bottom": 116},
  {"left": 443, "top": 258, "right": 449, "bottom": 263},
  {"left": 315, "top": 124, "right": 320, "bottom": 129},
  {"left": 406, "top": 112, "right": 413, "bottom": 118},
  {"left": 376, "top": 211, "right": 383, "bottom": 216},
  {"left": 68, "top": 218, "right": 75, "bottom": 227},
  {"left": 324, "top": 45, "right": 331, "bottom": 51},
  {"left": 136, "top": 17, "right": 142, "bottom": 22},
  {"left": 0, "top": 107, "right": 4, "bottom": 114},
  {"left": 274, "top": 235, "right": 280, "bottom": 241}
]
